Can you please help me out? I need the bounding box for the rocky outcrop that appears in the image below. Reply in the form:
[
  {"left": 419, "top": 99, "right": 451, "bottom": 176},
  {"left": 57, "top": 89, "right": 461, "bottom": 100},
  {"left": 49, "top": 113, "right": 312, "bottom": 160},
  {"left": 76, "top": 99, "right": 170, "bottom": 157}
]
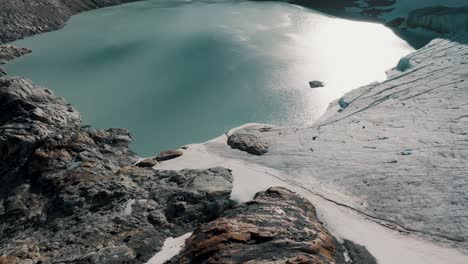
[
  {"left": 168, "top": 187, "right": 376, "bottom": 264},
  {"left": 309, "top": 80, "right": 325, "bottom": 88},
  {"left": 0, "top": 45, "right": 31, "bottom": 64},
  {"left": 227, "top": 134, "right": 269, "bottom": 155},
  {"left": 0, "top": 77, "right": 234, "bottom": 263},
  {"left": 0, "top": 0, "right": 145, "bottom": 44}
]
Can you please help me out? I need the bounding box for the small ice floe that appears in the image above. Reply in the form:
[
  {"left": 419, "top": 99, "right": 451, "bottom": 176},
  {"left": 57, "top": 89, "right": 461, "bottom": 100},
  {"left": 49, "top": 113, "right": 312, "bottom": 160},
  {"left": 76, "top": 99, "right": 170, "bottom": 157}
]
[
  {"left": 309, "top": 80, "right": 325, "bottom": 88},
  {"left": 146, "top": 232, "right": 192, "bottom": 264}
]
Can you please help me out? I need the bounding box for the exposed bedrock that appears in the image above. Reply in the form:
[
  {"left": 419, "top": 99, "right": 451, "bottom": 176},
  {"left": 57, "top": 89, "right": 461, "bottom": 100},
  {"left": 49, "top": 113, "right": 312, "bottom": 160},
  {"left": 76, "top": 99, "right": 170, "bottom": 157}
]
[
  {"left": 0, "top": 0, "right": 145, "bottom": 44},
  {"left": 168, "top": 187, "right": 377, "bottom": 264},
  {"left": 0, "top": 45, "right": 31, "bottom": 64},
  {"left": 0, "top": 77, "right": 234, "bottom": 263},
  {"left": 209, "top": 35, "right": 468, "bottom": 250}
]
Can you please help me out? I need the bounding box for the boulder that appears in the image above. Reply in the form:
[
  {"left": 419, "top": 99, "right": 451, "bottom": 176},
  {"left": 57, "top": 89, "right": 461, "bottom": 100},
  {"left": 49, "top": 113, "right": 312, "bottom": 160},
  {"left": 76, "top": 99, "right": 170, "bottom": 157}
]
[
  {"left": 309, "top": 80, "right": 325, "bottom": 88},
  {"left": 156, "top": 149, "right": 183, "bottom": 162},
  {"left": 227, "top": 134, "right": 269, "bottom": 155},
  {"left": 168, "top": 187, "right": 376, "bottom": 264}
]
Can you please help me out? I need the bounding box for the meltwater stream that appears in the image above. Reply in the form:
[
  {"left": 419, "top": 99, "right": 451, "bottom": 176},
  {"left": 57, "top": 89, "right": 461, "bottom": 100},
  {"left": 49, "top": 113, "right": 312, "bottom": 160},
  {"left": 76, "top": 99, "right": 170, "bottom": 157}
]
[{"left": 6, "top": 0, "right": 414, "bottom": 155}]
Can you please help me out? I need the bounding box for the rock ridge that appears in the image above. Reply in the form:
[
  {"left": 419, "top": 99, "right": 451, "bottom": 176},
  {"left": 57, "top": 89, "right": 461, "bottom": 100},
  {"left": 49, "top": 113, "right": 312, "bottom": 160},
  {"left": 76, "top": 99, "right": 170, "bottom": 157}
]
[
  {"left": 168, "top": 187, "right": 377, "bottom": 264},
  {"left": 0, "top": 76, "right": 234, "bottom": 263}
]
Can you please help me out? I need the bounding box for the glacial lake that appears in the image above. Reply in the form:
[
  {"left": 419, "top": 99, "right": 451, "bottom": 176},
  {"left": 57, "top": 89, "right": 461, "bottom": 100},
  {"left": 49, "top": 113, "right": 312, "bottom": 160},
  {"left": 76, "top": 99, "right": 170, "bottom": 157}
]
[{"left": 6, "top": 0, "right": 414, "bottom": 156}]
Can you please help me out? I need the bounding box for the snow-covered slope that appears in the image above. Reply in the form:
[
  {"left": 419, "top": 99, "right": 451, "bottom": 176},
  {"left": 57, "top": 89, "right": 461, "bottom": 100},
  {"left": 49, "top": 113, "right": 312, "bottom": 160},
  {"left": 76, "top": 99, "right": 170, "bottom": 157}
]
[{"left": 203, "top": 34, "right": 468, "bottom": 251}]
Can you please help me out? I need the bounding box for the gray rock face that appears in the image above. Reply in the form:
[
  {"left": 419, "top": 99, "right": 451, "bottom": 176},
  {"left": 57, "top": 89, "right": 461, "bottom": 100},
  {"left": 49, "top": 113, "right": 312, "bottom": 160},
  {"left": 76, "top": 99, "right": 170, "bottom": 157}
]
[
  {"left": 0, "top": 0, "right": 145, "bottom": 44},
  {"left": 0, "top": 68, "right": 6, "bottom": 77},
  {"left": 168, "top": 187, "right": 376, "bottom": 264},
  {"left": 207, "top": 35, "right": 468, "bottom": 250},
  {"left": 0, "top": 77, "right": 234, "bottom": 263},
  {"left": 0, "top": 45, "right": 31, "bottom": 64},
  {"left": 227, "top": 133, "right": 269, "bottom": 155}
]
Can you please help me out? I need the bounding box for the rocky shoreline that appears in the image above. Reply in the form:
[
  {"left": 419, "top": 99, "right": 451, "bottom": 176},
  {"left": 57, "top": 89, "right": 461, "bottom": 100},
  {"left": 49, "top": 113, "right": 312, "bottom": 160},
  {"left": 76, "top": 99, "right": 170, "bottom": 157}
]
[
  {"left": 1, "top": 0, "right": 468, "bottom": 263},
  {"left": 0, "top": 76, "right": 375, "bottom": 263},
  {"left": 0, "top": 0, "right": 146, "bottom": 44}
]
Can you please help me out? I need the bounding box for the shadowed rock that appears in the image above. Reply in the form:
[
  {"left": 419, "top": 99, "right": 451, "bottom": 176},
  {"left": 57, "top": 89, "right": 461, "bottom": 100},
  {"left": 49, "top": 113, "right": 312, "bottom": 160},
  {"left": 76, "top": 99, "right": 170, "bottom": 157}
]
[
  {"left": 136, "top": 158, "right": 158, "bottom": 167},
  {"left": 156, "top": 149, "right": 184, "bottom": 162},
  {"left": 168, "top": 187, "right": 377, "bottom": 264},
  {"left": 0, "top": 77, "right": 234, "bottom": 263},
  {"left": 309, "top": 80, "right": 325, "bottom": 88},
  {"left": 227, "top": 134, "right": 269, "bottom": 155}
]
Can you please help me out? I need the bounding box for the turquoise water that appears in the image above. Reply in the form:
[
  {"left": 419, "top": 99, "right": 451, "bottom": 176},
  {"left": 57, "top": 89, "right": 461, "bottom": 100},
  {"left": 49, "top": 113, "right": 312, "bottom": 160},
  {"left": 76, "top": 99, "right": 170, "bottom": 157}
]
[{"left": 6, "top": 0, "right": 414, "bottom": 156}]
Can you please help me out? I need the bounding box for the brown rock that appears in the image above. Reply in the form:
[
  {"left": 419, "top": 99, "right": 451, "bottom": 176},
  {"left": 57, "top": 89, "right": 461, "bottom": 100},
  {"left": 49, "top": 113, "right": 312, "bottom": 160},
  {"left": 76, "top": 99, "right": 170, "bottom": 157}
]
[
  {"left": 0, "top": 256, "right": 20, "bottom": 264},
  {"left": 168, "top": 187, "right": 376, "bottom": 264},
  {"left": 136, "top": 158, "right": 157, "bottom": 167},
  {"left": 156, "top": 149, "right": 183, "bottom": 162}
]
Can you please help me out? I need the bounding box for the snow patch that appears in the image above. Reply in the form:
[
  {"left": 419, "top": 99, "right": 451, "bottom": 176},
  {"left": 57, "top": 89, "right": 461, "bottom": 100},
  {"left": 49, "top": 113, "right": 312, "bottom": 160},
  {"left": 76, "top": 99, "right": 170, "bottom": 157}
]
[
  {"left": 156, "top": 135, "right": 468, "bottom": 264},
  {"left": 145, "top": 232, "right": 192, "bottom": 264}
]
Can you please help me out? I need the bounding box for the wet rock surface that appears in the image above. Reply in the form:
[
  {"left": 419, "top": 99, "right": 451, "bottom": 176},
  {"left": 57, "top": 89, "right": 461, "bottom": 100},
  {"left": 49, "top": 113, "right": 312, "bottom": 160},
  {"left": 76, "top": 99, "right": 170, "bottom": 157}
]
[
  {"left": 168, "top": 187, "right": 376, "bottom": 264},
  {"left": 0, "top": 76, "right": 234, "bottom": 263},
  {"left": 227, "top": 133, "right": 269, "bottom": 155},
  {"left": 0, "top": 45, "right": 31, "bottom": 64}
]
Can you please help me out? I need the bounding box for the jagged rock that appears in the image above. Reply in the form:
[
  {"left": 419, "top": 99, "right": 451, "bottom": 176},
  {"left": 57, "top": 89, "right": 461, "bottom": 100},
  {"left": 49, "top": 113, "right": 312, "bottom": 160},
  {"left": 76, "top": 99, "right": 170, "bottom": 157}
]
[
  {"left": 168, "top": 187, "right": 376, "bottom": 264},
  {"left": 0, "top": 77, "right": 234, "bottom": 263},
  {"left": 0, "top": 0, "right": 147, "bottom": 44},
  {"left": 309, "top": 80, "right": 325, "bottom": 88},
  {"left": 343, "top": 239, "right": 378, "bottom": 264},
  {"left": 156, "top": 149, "right": 183, "bottom": 162},
  {"left": 0, "top": 68, "right": 5, "bottom": 77},
  {"left": 227, "top": 134, "right": 269, "bottom": 155},
  {"left": 0, "top": 45, "right": 31, "bottom": 64},
  {"left": 136, "top": 158, "right": 157, "bottom": 167}
]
